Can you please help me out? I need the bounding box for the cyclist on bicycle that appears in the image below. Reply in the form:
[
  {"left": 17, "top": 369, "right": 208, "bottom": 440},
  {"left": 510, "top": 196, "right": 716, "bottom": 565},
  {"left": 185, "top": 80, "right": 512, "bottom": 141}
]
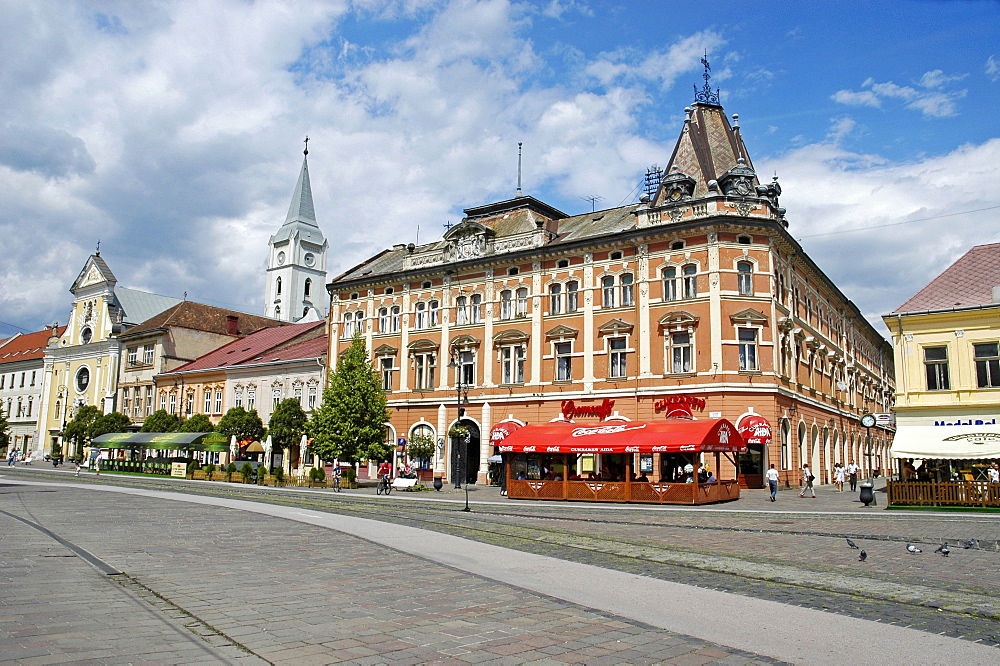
[
  {"left": 377, "top": 460, "right": 391, "bottom": 481},
  {"left": 333, "top": 465, "right": 342, "bottom": 491}
]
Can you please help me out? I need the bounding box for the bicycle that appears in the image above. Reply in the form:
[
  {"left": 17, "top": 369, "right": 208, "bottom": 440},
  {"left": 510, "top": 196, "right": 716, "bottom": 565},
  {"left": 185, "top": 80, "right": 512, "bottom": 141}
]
[
  {"left": 332, "top": 475, "right": 341, "bottom": 493},
  {"left": 376, "top": 475, "right": 392, "bottom": 495}
]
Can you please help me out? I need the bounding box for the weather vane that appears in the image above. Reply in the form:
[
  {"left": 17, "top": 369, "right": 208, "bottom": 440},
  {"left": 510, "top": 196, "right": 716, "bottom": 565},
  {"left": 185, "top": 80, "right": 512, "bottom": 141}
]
[{"left": 693, "top": 50, "right": 721, "bottom": 105}]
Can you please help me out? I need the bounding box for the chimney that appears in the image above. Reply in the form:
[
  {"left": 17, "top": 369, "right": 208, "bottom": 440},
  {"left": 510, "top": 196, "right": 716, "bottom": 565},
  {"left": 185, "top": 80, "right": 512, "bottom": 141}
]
[{"left": 226, "top": 315, "right": 239, "bottom": 336}]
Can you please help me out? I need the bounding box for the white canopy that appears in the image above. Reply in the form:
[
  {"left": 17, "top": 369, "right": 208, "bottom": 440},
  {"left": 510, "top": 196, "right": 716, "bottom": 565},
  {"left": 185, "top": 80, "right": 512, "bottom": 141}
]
[{"left": 890, "top": 425, "right": 1000, "bottom": 460}]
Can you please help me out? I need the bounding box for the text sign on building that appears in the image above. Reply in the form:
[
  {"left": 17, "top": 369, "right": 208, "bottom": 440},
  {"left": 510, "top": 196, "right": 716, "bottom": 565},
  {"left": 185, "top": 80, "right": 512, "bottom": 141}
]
[
  {"left": 171, "top": 462, "right": 187, "bottom": 478},
  {"left": 561, "top": 398, "right": 615, "bottom": 420},
  {"left": 737, "top": 414, "right": 773, "bottom": 446},
  {"left": 653, "top": 395, "right": 706, "bottom": 418}
]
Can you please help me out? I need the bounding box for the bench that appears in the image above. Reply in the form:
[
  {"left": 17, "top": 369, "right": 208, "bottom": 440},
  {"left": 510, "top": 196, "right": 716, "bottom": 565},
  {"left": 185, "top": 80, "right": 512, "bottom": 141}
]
[{"left": 392, "top": 478, "right": 417, "bottom": 490}]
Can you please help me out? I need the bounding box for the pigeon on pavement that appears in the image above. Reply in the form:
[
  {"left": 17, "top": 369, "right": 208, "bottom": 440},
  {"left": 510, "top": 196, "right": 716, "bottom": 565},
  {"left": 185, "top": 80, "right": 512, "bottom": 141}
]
[
  {"left": 858, "top": 550, "right": 867, "bottom": 561},
  {"left": 846, "top": 538, "right": 859, "bottom": 549},
  {"left": 963, "top": 539, "right": 978, "bottom": 549},
  {"left": 934, "top": 543, "right": 950, "bottom": 557},
  {"left": 906, "top": 543, "right": 922, "bottom": 553}
]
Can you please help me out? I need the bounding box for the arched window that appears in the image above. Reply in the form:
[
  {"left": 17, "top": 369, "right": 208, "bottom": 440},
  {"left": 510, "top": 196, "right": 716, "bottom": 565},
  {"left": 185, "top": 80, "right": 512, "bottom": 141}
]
[
  {"left": 455, "top": 296, "right": 468, "bottom": 325},
  {"left": 737, "top": 262, "right": 753, "bottom": 296},
  {"left": 500, "top": 290, "right": 513, "bottom": 319},
  {"left": 682, "top": 264, "right": 697, "bottom": 298},
  {"left": 304, "top": 278, "right": 311, "bottom": 297},
  {"left": 549, "top": 283, "right": 562, "bottom": 315},
  {"left": 276, "top": 277, "right": 282, "bottom": 295},
  {"left": 379, "top": 307, "right": 389, "bottom": 332},
  {"left": 565, "top": 281, "right": 579, "bottom": 312},
  {"left": 602, "top": 276, "right": 616, "bottom": 308},
  {"left": 469, "top": 295, "right": 482, "bottom": 323},
  {"left": 620, "top": 273, "right": 634, "bottom": 306},
  {"left": 515, "top": 288, "right": 528, "bottom": 317},
  {"left": 415, "top": 302, "right": 427, "bottom": 329},
  {"left": 662, "top": 267, "right": 678, "bottom": 301}
]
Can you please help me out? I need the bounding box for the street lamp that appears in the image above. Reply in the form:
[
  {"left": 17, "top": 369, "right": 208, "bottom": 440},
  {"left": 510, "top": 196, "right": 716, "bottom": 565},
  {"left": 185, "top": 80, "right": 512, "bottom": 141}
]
[{"left": 447, "top": 347, "right": 471, "bottom": 507}]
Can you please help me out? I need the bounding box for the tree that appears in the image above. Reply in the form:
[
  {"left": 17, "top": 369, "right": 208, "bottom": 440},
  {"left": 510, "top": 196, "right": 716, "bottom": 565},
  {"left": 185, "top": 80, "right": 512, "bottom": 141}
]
[
  {"left": 64, "top": 405, "right": 101, "bottom": 456},
  {"left": 217, "top": 406, "right": 266, "bottom": 443},
  {"left": 88, "top": 412, "right": 131, "bottom": 439},
  {"left": 308, "top": 333, "right": 390, "bottom": 464},
  {"left": 179, "top": 413, "right": 215, "bottom": 433},
  {"left": 0, "top": 403, "right": 10, "bottom": 452},
  {"left": 268, "top": 398, "right": 307, "bottom": 450},
  {"left": 141, "top": 409, "right": 180, "bottom": 433}
]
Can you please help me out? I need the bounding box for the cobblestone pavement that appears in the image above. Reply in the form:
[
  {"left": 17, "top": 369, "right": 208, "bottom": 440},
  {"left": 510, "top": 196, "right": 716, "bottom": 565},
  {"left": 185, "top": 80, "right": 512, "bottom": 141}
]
[
  {"left": 4, "top": 467, "right": 1000, "bottom": 662},
  {"left": 1, "top": 479, "right": 779, "bottom": 665}
]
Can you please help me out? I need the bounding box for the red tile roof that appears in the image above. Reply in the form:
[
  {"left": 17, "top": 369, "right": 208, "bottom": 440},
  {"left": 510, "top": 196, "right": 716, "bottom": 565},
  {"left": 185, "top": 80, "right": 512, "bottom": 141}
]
[
  {"left": 237, "top": 334, "right": 328, "bottom": 366},
  {"left": 0, "top": 326, "right": 65, "bottom": 364},
  {"left": 171, "top": 321, "right": 325, "bottom": 373},
  {"left": 895, "top": 243, "right": 1000, "bottom": 313}
]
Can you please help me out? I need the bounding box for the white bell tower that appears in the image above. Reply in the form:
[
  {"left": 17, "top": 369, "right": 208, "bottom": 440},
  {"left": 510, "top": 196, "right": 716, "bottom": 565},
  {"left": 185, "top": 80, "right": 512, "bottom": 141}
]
[{"left": 265, "top": 139, "right": 328, "bottom": 322}]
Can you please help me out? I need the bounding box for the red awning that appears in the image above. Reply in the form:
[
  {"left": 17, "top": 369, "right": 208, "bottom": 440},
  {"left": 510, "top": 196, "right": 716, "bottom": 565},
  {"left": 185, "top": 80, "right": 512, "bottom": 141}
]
[
  {"left": 496, "top": 419, "right": 746, "bottom": 454},
  {"left": 489, "top": 421, "right": 523, "bottom": 444}
]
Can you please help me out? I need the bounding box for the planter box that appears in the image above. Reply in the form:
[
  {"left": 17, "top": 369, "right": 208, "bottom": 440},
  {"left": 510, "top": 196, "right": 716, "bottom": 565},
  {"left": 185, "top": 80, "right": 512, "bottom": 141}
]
[
  {"left": 191, "top": 470, "right": 208, "bottom": 480},
  {"left": 209, "top": 471, "right": 229, "bottom": 482}
]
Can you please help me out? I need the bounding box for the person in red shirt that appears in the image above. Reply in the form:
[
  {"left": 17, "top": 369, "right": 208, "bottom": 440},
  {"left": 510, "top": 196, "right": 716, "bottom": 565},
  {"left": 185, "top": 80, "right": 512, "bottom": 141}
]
[{"left": 377, "top": 461, "right": 392, "bottom": 479}]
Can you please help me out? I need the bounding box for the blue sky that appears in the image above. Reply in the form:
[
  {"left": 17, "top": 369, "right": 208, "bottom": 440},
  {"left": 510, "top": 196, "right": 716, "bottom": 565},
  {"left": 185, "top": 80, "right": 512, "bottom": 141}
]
[{"left": 1, "top": 0, "right": 998, "bottom": 339}]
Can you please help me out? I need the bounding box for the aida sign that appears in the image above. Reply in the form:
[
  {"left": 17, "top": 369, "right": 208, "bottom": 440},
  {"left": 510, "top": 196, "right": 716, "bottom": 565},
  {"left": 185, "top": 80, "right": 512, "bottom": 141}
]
[{"left": 737, "top": 414, "right": 773, "bottom": 446}]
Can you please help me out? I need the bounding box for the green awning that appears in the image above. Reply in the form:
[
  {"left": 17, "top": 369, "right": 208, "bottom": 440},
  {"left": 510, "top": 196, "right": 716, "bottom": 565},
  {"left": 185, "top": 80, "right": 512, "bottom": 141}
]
[{"left": 91, "top": 432, "right": 224, "bottom": 450}]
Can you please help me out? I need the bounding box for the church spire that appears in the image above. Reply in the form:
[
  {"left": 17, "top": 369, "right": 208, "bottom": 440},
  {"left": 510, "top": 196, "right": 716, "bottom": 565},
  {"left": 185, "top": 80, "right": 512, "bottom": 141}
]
[{"left": 284, "top": 139, "right": 317, "bottom": 227}]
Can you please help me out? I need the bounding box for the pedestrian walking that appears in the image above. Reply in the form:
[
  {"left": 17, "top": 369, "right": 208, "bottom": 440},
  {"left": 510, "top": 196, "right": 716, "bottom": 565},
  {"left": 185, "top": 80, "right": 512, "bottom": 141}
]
[
  {"left": 94, "top": 451, "right": 103, "bottom": 476},
  {"left": 799, "top": 463, "right": 816, "bottom": 498},
  {"left": 74, "top": 460, "right": 81, "bottom": 476},
  {"left": 765, "top": 463, "right": 780, "bottom": 502},
  {"left": 7, "top": 449, "right": 16, "bottom": 467},
  {"left": 847, "top": 460, "right": 860, "bottom": 491},
  {"left": 834, "top": 463, "right": 845, "bottom": 492}
]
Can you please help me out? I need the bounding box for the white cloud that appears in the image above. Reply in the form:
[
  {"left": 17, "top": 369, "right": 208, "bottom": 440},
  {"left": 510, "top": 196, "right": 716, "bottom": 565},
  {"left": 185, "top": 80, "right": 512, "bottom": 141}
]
[
  {"left": 987, "top": 55, "right": 1000, "bottom": 81},
  {"left": 832, "top": 70, "right": 967, "bottom": 118}
]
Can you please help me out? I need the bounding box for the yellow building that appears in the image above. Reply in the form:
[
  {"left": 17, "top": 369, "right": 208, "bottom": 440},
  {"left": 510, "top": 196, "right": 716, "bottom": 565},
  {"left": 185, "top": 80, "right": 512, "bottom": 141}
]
[
  {"left": 38, "top": 253, "right": 181, "bottom": 458},
  {"left": 884, "top": 242, "right": 1000, "bottom": 481}
]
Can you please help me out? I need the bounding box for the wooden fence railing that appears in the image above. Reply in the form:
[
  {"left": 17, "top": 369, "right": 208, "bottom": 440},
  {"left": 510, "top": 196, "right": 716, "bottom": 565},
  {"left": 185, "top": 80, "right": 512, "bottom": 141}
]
[{"left": 886, "top": 481, "right": 1000, "bottom": 508}]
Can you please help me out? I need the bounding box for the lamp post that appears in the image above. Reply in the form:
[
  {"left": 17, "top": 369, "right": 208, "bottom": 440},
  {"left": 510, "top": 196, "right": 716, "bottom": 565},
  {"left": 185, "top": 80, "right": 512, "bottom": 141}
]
[{"left": 447, "top": 348, "right": 471, "bottom": 506}]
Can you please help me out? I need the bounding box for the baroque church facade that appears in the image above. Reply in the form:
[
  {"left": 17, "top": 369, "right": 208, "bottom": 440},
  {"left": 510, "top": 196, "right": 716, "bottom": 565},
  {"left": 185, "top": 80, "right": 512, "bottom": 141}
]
[{"left": 326, "top": 72, "right": 895, "bottom": 489}]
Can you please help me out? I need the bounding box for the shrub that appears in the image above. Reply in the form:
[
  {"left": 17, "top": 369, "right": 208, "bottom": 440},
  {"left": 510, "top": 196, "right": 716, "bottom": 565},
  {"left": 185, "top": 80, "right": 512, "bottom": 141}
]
[
  {"left": 273, "top": 467, "right": 284, "bottom": 482},
  {"left": 309, "top": 467, "right": 326, "bottom": 482},
  {"left": 342, "top": 467, "right": 356, "bottom": 484},
  {"left": 204, "top": 463, "right": 217, "bottom": 475},
  {"left": 187, "top": 460, "right": 201, "bottom": 474},
  {"left": 226, "top": 462, "right": 237, "bottom": 474},
  {"left": 240, "top": 462, "right": 254, "bottom": 482}
]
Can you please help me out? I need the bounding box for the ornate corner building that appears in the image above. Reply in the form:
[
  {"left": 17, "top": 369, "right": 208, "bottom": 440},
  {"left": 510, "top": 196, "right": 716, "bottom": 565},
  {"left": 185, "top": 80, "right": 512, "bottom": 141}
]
[{"left": 327, "top": 75, "right": 895, "bottom": 489}]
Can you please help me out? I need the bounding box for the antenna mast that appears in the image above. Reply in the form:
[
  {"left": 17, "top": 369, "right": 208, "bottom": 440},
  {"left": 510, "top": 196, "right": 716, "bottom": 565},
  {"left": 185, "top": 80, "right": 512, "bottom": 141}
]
[{"left": 516, "top": 142, "right": 523, "bottom": 197}]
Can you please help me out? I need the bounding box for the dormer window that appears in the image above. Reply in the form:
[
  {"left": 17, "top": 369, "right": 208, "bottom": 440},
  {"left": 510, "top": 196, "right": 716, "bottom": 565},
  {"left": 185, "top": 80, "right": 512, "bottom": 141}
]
[
  {"left": 610, "top": 251, "right": 623, "bottom": 260},
  {"left": 385, "top": 287, "right": 394, "bottom": 295},
  {"left": 738, "top": 235, "right": 752, "bottom": 245},
  {"left": 350, "top": 292, "right": 359, "bottom": 300},
  {"left": 557, "top": 259, "right": 569, "bottom": 268},
  {"left": 422, "top": 281, "right": 432, "bottom": 289},
  {"left": 507, "top": 267, "right": 519, "bottom": 276},
  {"left": 671, "top": 241, "right": 685, "bottom": 251}
]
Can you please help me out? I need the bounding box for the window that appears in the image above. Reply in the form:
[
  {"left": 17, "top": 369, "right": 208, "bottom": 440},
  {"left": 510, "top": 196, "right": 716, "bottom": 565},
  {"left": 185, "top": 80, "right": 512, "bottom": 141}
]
[
  {"left": 456, "top": 350, "right": 476, "bottom": 386},
  {"left": 294, "top": 386, "right": 302, "bottom": 406},
  {"left": 422, "top": 281, "right": 432, "bottom": 289},
  {"left": 76, "top": 367, "right": 90, "bottom": 392},
  {"left": 682, "top": 264, "right": 698, "bottom": 299},
  {"left": 391, "top": 306, "right": 401, "bottom": 332},
  {"left": 185, "top": 393, "right": 193, "bottom": 416},
  {"left": 247, "top": 389, "right": 256, "bottom": 410},
  {"left": 342, "top": 312, "right": 354, "bottom": 338},
  {"left": 235, "top": 390, "right": 243, "bottom": 409},
  {"left": 669, "top": 331, "right": 693, "bottom": 373},
  {"left": 620, "top": 273, "right": 634, "bottom": 307},
  {"left": 428, "top": 300, "right": 439, "bottom": 326},
  {"left": 557, "top": 259, "right": 569, "bottom": 268},
  {"left": 204, "top": 390, "right": 212, "bottom": 413},
  {"left": 610, "top": 251, "right": 623, "bottom": 260},
  {"left": 738, "top": 235, "right": 752, "bottom": 245},
  {"left": 143, "top": 345, "right": 154, "bottom": 365},
  {"left": 455, "top": 296, "right": 468, "bottom": 325},
  {"left": 738, "top": 328, "right": 759, "bottom": 371},
  {"left": 549, "top": 284, "right": 562, "bottom": 315},
  {"left": 160, "top": 392, "right": 167, "bottom": 412},
  {"left": 924, "top": 346, "right": 950, "bottom": 390},
  {"left": 414, "top": 352, "right": 436, "bottom": 390},
  {"left": 274, "top": 306, "right": 281, "bottom": 319},
  {"left": 602, "top": 276, "right": 616, "bottom": 308},
  {"left": 304, "top": 278, "right": 312, "bottom": 298},
  {"left": 671, "top": 241, "right": 685, "bottom": 250},
  {"left": 469, "top": 295, "right": 482, "bottom": 324},
  {"left": 145, "top": 386, "right": 153, "bottom": 415},
  {"left": 276, "top": 277, "right": 282, "bottom": 295},
  {"left": 501, "top": 345, "right": 525, "bottom": 384},
  {"left": 662, "top": 267, "right": 678, "bottom": 301},
  {"left": 123, "top": 391, "right": 132, "bottom": 414},
  {"left": 215, "top": 390, "right": 223, "bottom": 414},
  {"left": 385, "top": 287, "right": 394, "bottom": 295},
  {"left": 566, "top": 281, "right": 579, "bottom": 312},
  {"left": 515, "top": 288, "right": 528, "bottom": 317},
  {"left": 381, "top": 357, "right": 395, "bottom": 390},
  {"left": 507, "top": 267, "right": 519, "bottom": 276},
  {"left": 737, "top": 262, "right": 753, "bottom": 296},
  {"left": 81, "top": 327, "right": 92, "bottom": 344},
  {"left": 500, "top": 290, "right": 513, "bottom": 319},
  {"left": 556, "top": 342, "right": 573, "bottom": 381},
  {"left": 308, "top": 386, "right": 317, "bottom": 410},
  {"left": 415, "top": 302, "right": 427, "bottom": 329},
  {"left": 354, "top": 311, "right": 364, "bottom": 334},
  {"left": 974, "top": 342, "right": 1000, "bottom": 388},
  {"left": 169, "top": 393, "right": 177, "bottom": 415},
  {"left": 127, "top": 347, "right": 138, "bottom": 366},
  {"left": 609, "top": 337, "right": 627, "bottom": 378},
  {"left": 379, "top": 307, "right": 390, "bottom": 332},
  {"left": 273, "top": 388, "right": 281, "bottom": 409}
]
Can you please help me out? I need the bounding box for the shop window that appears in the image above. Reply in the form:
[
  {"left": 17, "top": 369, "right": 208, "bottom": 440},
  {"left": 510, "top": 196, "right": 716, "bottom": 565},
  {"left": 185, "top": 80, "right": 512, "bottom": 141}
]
[
  {"left": 738, "top": 328, "right": 759, "bottom": 371},
  {"left": 669, "top": 331, "right": 693, "bottom": 373},
  {"left": 501, "top": 345, "right": 525, "bottom": 385},
  {"left": 608, "top": 337, "right": 627, "bottom": 378},
  {"left": 556, "top": 342, "right": 573, "bottom": 381},
  {"left": 737, "top": 262, "right": 753, "bottom": 296},
  {"left": 974, "top": 342, "right": 999, "bottom": 388},
  {"left": 924, "top": 346, "right": 950, "bottom": 390}
]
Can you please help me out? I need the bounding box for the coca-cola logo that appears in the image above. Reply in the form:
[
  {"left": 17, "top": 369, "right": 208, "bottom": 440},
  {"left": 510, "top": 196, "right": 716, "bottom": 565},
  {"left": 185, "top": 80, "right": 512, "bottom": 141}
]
[
  {"left": 737, "top": 414, "right": 772, "bottom": 446},
  {"left": 570, "top": 423, "right": 647, "bottom": 437}
]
